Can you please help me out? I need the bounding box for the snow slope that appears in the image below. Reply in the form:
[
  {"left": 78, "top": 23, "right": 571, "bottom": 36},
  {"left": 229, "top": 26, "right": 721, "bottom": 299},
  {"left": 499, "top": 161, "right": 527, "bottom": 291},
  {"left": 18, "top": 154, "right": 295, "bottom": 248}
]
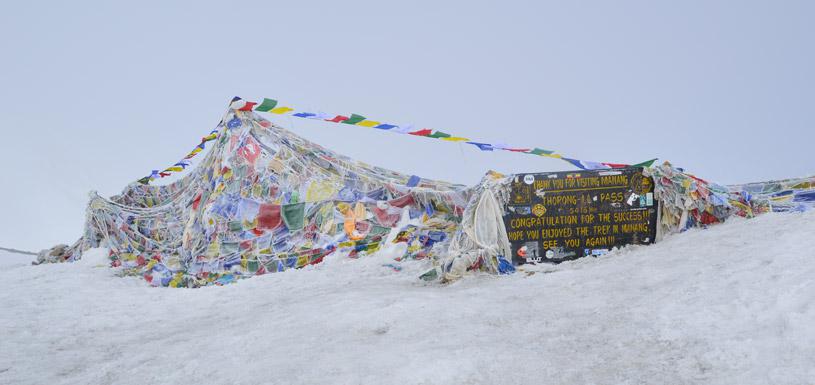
[
  {"left": 0, "top": 249, "right": 34, "bottom": 268},
  {"left": 1, "top": 212, "right": 814, "bottom": 385}
]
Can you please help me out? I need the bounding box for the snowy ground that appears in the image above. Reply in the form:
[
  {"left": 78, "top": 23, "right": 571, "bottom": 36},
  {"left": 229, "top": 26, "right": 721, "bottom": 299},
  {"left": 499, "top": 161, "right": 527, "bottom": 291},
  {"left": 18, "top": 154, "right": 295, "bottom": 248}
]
[{"left": 1, "top": 212, "right": 814, "bottom": 385}]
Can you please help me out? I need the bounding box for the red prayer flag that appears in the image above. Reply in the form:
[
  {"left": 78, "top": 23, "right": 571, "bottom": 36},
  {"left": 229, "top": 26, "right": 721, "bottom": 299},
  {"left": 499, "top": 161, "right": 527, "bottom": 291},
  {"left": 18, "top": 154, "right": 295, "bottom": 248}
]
[
  {"left": 192, "top": 193, "right": 202, "bottom": 210},
  {"left": 257, "top": 204, "right": 282, "bottom": 230},
  {"left": 602, "top": 163, "right": 629, "bottom": 169},
  {"left": 409, "top": 129, "right": 432, "bottom": 136},
  {"left": 388, "top": 194, "right": 415, "bottom": 208},
  {"left": 326, "top": 115, "right": 349, "bottom": 123},
  {"left": 238, "top": 102, "right": 257, "bottom": 111}
]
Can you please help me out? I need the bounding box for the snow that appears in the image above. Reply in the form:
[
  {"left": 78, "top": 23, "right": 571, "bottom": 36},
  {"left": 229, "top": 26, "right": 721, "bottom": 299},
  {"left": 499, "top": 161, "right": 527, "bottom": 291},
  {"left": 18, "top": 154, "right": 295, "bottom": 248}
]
[
  {"left": 0, "top": 250, "right": 34, "bottom": 268},
  {"left": 1, "top": 212, "right": 814, "bottom": 385}
]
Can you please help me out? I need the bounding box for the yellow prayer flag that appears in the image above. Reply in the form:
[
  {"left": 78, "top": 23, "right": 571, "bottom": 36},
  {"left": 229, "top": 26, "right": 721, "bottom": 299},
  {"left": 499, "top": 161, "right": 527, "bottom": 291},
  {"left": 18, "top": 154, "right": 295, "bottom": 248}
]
[
  {"left": 270, "top": 107, "right": 294, "bottom": 114},
  {"left": 356, "top": 120, "right": 381, "bottom": 128},
  {"left": 441, "top": 136, "right": 470, "bottom": 142}
]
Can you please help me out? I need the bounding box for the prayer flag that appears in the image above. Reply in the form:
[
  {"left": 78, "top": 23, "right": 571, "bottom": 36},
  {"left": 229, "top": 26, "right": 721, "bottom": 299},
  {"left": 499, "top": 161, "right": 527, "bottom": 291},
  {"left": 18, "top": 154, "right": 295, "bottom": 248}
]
[
  {"left": 326, "top": 115, "right": 349, "bottom": 123},
  {"left": 466, "top": 142, "right": 494, "bottom": 151},
  {"left": 356, "top": 120, "right": 381, "bottom": 128},
  {"left": 254, "top": 98, "right": 278, "bottom": 112},
  {"left": 342, "top": 114, "right": 366, "bottom": 125},
  {"left": 409, "top": 129, "right": 432, "bottom": 136},
  {"left": 428, "top": 131, "right": 451, "bottom": 139},
  {"left": 529, "top": 148, "right": 555, "bottom": 156},
  {"left": 632, "top": 158, "right": 658, "bottom": 168},
  {"left": 238, "top": 101, "right": 257, "bottom": 111},
  {"left": 282, "top": 202, "right": 306, "bottom": 230},
  {"left": 269, "top": 107, "right": 293, "bottom": 114}
]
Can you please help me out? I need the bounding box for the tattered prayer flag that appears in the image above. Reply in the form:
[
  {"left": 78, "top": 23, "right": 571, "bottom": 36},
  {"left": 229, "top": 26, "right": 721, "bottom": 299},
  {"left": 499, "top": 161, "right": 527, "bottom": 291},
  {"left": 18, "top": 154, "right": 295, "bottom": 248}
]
[
  {"left": 326, "top": 115, "right": 349, "bottom": 123},
  {"left": 254, "top": 98, "right": 278, "bottom": 112},
  {"left": 269, "top": 107, "right": 293, "bottom": 114},
  {"left": 466, "top": 142, "right": 494, "bottom": 151},
  {"left": 409, "top": 129, "right": 432, "bottom": 136},
  {"left": 428, "top": 131, "right": 451, "bottom": 139},
  {"left": 343, "top": 114, "right": 366, "bottom": 125},
  {"left": 356, "top": 120, "right": 381, "bottom": 128}
]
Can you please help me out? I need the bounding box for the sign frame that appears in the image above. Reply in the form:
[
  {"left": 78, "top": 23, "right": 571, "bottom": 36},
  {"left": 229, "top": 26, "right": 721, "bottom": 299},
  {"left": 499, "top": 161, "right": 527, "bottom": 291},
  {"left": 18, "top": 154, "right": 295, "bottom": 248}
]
[{"left": 503, "top": 167, "right": 659, "bottom": 265}]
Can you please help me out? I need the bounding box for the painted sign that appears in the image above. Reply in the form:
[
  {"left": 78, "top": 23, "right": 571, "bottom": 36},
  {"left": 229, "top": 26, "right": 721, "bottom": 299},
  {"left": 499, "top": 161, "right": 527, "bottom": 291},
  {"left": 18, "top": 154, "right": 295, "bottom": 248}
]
[{"left": 504, "top": 168, "right": 658, "bottom": 264}]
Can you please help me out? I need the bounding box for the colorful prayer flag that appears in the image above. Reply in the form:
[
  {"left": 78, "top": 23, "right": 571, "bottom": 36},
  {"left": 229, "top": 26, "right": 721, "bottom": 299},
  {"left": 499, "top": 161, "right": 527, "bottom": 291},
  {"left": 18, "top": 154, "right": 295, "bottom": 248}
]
[
  {"left": 342, "top": 114, "right": 366, "bottom": 125},
  {"left": 254, "top": 98, "right": 279, "bottom": 112}
]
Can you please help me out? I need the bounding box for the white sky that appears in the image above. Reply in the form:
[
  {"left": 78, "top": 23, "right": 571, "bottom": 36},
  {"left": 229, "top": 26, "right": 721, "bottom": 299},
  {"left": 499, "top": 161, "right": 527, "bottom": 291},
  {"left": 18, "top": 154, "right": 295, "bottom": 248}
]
[{"left": 1, "top": 0, "right": 813, "bottom": 251}]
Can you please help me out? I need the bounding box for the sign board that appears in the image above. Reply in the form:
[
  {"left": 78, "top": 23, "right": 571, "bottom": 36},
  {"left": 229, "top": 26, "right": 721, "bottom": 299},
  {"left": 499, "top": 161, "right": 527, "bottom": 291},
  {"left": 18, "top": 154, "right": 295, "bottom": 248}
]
[{"left": 504, "top": 168, "right": 658, "bottom": 264}]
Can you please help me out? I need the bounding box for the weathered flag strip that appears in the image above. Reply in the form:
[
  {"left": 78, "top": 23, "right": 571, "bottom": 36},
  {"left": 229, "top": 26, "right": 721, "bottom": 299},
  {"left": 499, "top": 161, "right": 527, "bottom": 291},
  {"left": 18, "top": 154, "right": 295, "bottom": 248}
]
[
  {"left": 248, "top": 97, "right": 656, "bottom": 171},
  {"left": 137, "top": 96, "right": 657, "bottom": 185}
]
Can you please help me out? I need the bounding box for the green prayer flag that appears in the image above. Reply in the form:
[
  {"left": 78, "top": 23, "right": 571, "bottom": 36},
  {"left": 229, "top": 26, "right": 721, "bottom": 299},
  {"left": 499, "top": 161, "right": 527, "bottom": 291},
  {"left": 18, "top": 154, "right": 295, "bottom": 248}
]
[
  {"left": 220, "top": 241, "right": 239, "bottom": 257},
  {"left": 632, "top": 158, "right": 658, "bottom": 168},
  {"left": 529, "top": 148, "right": 555, "bottom": 156},
  {"left": 282, "top": 202, "right": 306, "bottom": 231},
  {"left": 428, "top": 131, "right": 451, "bottom": 139},
  {"left": 254, "top": 98, "right": 278, "bottom": 112},
  {"left": 247, "top": 259, "right": 259, "bottom": 273},
  {"left": 343, "top": 114, "right": 366, "bottom": 125}
]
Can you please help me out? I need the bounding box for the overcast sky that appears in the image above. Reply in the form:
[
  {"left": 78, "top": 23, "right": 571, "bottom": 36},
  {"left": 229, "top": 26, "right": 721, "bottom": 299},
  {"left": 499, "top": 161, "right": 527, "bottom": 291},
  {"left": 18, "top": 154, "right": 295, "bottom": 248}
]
[{"left": 1, "top": 0, "right": 813, "bottom": 251}]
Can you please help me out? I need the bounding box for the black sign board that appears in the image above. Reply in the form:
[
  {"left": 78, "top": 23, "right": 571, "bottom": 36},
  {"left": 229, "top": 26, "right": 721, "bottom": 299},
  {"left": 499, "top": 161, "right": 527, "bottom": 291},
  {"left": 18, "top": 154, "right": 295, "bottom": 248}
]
[{"left": 504, "top": 168, "right": 658, "bottom": 264}]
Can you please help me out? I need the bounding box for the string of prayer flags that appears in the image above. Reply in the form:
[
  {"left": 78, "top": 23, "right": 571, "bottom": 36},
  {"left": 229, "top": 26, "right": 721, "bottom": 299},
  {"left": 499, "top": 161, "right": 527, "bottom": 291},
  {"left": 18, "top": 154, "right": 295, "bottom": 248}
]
[
  {"left": 138, "top": 96, "right": 658, "bottom": 185},
  {"left": 244, "top": 97, "right": 656, "bottom": 171},
  {"left": 137, "top": 126, "right": 223, "bottom": 185}
]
